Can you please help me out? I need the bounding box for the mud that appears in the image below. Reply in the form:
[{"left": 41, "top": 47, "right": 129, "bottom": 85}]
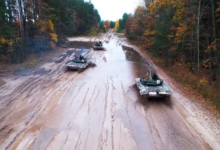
[
  {"left": 55, "top": 50, "right": 75, "bottom": 64},
  {"left": 13, "top": 69, "right": 33, "bottom": 76},
  {"left": 0, "top": 78, "right": 6, "bottom": 86},
  {"left": 33, "top": 68, "right": 51, "bottom": 75},
  {"left": 0, "top": 30, "right": 218, "bottom": 150},
  {"left": 69, "top": 41, "right": 96, "bottom": 49},
  {"left": 122, "top": 45, "right": 149, "bottom": 65}
]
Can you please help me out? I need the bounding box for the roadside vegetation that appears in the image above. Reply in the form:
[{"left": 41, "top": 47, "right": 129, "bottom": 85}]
[
  {"left": 0, "top": 0, "right": 101, "bottom": 64},
  {"left": 121, "top": 0, "right": 220, "bottom": 113}
]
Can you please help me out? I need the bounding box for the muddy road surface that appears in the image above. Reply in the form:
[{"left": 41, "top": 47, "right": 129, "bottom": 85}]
[{"left": 0, "top": 31, "right": 215, "bottom": 150}]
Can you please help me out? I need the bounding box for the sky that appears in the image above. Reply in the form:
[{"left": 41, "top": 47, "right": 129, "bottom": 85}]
[{"left": 85, "top": 0, "right": 144, "bottom": 21}]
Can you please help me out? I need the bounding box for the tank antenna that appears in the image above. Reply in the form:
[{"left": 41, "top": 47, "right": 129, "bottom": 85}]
[{"left": 149, "top": 65, "right": 152, "bottom": 80}]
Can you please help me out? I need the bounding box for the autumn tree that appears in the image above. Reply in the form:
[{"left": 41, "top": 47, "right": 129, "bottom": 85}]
[
  {"left": 104, "top": 20, "right": 110, "bottom": 31},
  {"left": 124, "top": 15, "right": 133, "bottom": 39},
  {"left": 114, "top": 20, "right": 119, "bottom": 32},
  {"left": 0, "top": 0, "right": 101, "bottom": 63},
  {"left": 124, "top": 0, "right": 220, "bottom": 110}
]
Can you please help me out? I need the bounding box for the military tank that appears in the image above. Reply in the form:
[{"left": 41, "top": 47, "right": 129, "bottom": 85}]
[
  {"left": 93, "top": 41, "right": 104, "bottom": 50},
  {"left": 65, "top": 55, "right": 92, "bottom": 71},
  {"left": 136, "top": 65, "right": 171, "bottom": 97}
]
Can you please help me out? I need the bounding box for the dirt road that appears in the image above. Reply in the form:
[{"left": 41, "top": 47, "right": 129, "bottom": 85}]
[{"left": 0, "top": 30, "right": 219, "bottom": 150}]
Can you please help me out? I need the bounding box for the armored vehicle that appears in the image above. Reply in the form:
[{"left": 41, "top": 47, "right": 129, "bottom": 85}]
[
  {"left": 136, "top": 66, "right": 171, "bottom": 97},
  {"left": 65, "top": 55, "right": 91, "bottom": 71},
  {"left": 93, "top": 41, "right": 104, "bottom": 50}
]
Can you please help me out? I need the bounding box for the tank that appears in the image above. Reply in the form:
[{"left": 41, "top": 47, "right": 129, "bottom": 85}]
[
  {"left": 65, "top": 55, "right": 91, "bottom": 71},
  {"left": 136, "top": 65, "right": 172, "bottom": 97},
  {"left": 93, "top": 41, "right": 104, "bottom": 50}
]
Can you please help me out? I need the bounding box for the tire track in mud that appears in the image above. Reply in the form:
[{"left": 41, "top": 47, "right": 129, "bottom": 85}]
[
  {"left": 65, "top": 76, "right": 115, "bottom": 150},
  {"left": 62, "top": 82, "right": 107, "bottom": 149},
  {"left": 0, "top": 36, "right": 107, "bottom": 150},
  {"left": 2, "top": 105, "right": 41, "bottom": 149},
  {"left": 69, "top": 82, "right": 86, "bottom": 109},
  {"left": 98, "top": 78, "right": 110, "bottom": 150},
  {"left": 1, "top": 65, "right": 65, "bottom": 107},
  {"left": 0, "top": 69, "right": 79, "bottom": 149},
  {"left": 5, "top": 129, "right": 26, "bottom": 150},
  {"left": 120, "top": 81, "right": 139, "bottom": 150},
  {"left": 83, "top": 129, "right": 90, "bottom": 150},
  {"left": 87, "top": 83, "right": 99, "bottom": 113},
  {"left": 0, "top": 77, "right": 33, "bottom": 103},
  {"left": 144, "top": 106, "right": 164, "bottom": 150},
  {"left": 14, "top": 76, "right": 76, "bottom": 149},
  {"left": 0, "top": 108, "right": 15, "bottom": 123},
  {"left": 109, "top": 77, "right": 117, "bottom": 150},
  {"left": 75, "top": 131, "right": 82, "bottom": 150},
  {"left": 78, "top": 87, "right": 90, "bottom": 112},
  {"left": 0, "top": 77, "right": 44, "bottom": 127},
  {"left": 93, "top": 85, "right": 103, "bottom": 104},
  {"left": 147, "top": 103, "right": 205, "bottom": 150}
]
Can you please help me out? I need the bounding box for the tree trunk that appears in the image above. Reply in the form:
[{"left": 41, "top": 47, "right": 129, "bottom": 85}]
[
  {"left": 197, "top": 0, "right": 201, "bottom": 80},
  {"left": 211, "top": 0, "right": 217, "bottom": 82},
  {"left": 18, "top": 0, "right": 24, "bottom": 38}
]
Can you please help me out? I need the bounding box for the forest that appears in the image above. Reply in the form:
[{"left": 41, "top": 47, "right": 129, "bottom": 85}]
[
  {"left": 123, "top": 0, "right": 220, "bottom": 110},
  {"left": 98, "top": 13, "right": 129, "bottom": 33},
  {"left": 0, "top": 0, "right": 101, "bottom": 63}
]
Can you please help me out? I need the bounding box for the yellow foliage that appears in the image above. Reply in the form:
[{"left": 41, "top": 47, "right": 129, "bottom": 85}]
[
  {"left": 205, "top": 40, "right": 219, "bottom": 52},
  {"left": 174, "top": 23, "right": 187, "bottom": 44},
  {"left": 167, "top": 35, "right": 173, "bottom": 39},
  {"left": 7, "top": 40, "right": 13, "bottom": 46},
  {"left": 144, "top": 29, "right": 156, "bottom": 36},
  {"left": 0, "top": 37, "right": 6, "bottom": 45},
  {"left": 50, "top": 33, "right": 58, "bottom": 42},
  {"left": 114, "top": 20, "right": 119, "bottom": 32},
  {"left": 149, "top": 3, "right": 155, "bottom": 15},
  {"left": 48, "top": 20, "right": 54, "bottom": 31},
  {"left": 37, "top": 20, "right": 47, "bottom": 33},
  {"left": 199, "top": 78, "right": 208, "bottom": 87},
  {"left": 89, "top": 26, "right": 98, "bottom": 35},
  {"left": 36, "top": 19, "right": 58, "bottom": 48},
  {"left": 0, "top": 36, "right": 13, "bottom": 47}
]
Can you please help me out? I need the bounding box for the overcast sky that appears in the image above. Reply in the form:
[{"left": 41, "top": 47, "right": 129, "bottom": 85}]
[{"left": 85, "top": 0, "right": 143, "bottom": 21}]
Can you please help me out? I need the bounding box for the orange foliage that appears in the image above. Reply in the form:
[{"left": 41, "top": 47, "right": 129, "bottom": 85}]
[{"left": 104, "top": 20, "right": 110, "bottom": 31}]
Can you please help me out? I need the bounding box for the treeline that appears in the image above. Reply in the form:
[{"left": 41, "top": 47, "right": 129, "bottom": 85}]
[
  {"left": 99, "top": 13, "right": 129, "bottom": 33},
  {"left": 125, "top": 0, "right": 220, "bottom": 82},
  {"left": 0, "top": 0, "right": 101, "bottom": 63}
]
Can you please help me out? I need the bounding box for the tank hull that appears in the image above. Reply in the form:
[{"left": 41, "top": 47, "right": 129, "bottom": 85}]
[
  {"left": 66, "top": 61, "right": 91, "bottom": 70},
  {"left": 93, "top": 45, "right": 104, "bottom": 50},
  {"left": 136, "top": 78, "right": 171, "bottom": 97}
]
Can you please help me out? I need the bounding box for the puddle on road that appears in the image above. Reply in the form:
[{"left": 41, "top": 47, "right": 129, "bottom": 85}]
[
  {"left": 13, "top": 68, "right": 51, "bottom": 76},
  {"left": 122, "top": 45, "right": 149, "bottom": 65},
  {"left": 13, "top": 70, "right": 32, "bottom": 76},
  {"left": 103, "top": 41, "right": 151, "bottom": 77},
  {"left": 69, "top": 41, "right": 96, "bottom": 49},
  {"left": 33, "top": 68, "right": 51, "bottom": 75}
]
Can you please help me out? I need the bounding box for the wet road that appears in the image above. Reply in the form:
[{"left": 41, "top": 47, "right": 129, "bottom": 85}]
[{"left": 0, "top": 31, "right": 210, "bottom": 150}]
